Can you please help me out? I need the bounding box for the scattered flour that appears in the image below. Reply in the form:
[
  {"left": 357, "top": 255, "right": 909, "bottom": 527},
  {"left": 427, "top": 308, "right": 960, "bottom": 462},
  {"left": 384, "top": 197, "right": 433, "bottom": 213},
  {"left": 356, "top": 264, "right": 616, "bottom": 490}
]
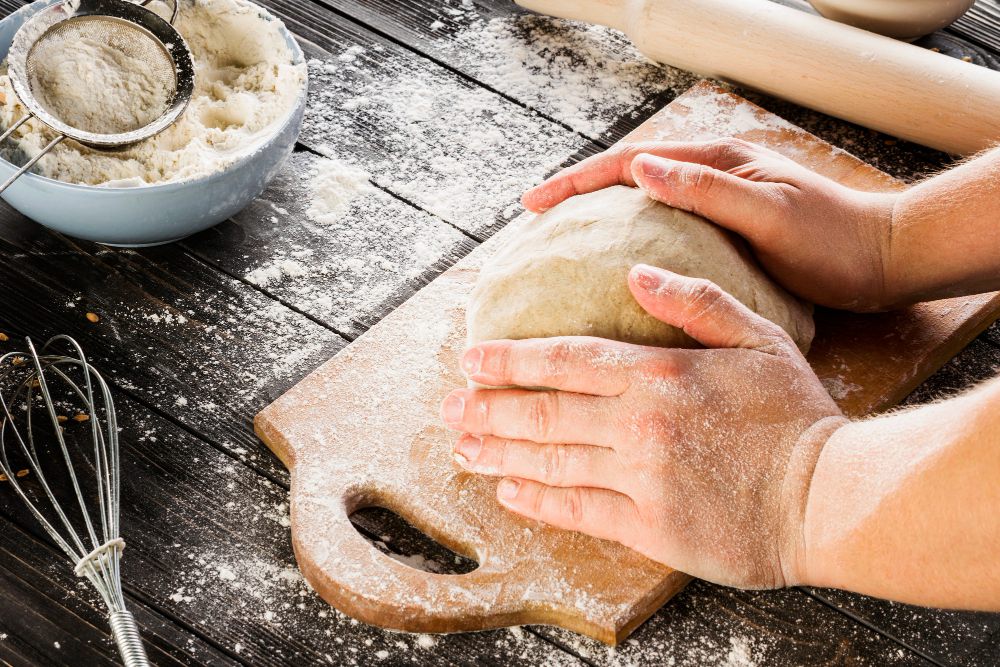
[
  {"left": 821, "top": 376, "right": 863, "bottom": 401},
  {"left": 297, "top": 1, "right": 699, "bottom": 236},
  {"left": 305, "top": 158, "right": 374, "bottom": 224},
  {"left": 246, "top": 258, "right": 309, "bottom": 287},
  {"left": 302, "top": 45, "right": 582, "bottom": 236},
  {"left": 443, "top": 12, "right": 698, "bottom": 138},
  {"left": 239, "top": 152, "right": 467, "bottom": 336},
  {"left": 0, "top": 0, "right": 306, "bottom": 186}
]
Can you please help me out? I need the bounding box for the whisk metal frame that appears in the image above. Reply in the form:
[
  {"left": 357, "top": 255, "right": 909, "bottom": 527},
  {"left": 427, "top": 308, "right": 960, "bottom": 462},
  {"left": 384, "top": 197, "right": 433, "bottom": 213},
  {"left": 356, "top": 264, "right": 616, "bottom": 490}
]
[
  {"left": 0, "top": 335, "right": 148, "bottom": 667},
  {"left": 0, "top": 0, "right": 195, "bottom": 194}
]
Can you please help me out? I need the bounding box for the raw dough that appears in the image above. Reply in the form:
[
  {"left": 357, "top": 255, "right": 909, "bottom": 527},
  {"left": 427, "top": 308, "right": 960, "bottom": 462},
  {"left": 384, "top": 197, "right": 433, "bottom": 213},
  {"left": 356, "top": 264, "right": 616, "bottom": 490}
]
[{"left": 467, "top": 185, "right": 814, "bottom": 353}]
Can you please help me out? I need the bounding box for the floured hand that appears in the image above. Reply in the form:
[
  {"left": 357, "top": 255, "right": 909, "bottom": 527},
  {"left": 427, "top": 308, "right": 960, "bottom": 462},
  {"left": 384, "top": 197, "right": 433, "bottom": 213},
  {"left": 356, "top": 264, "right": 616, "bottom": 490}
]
[
  {"left": 441, "top": 266, "right": 846, "bottom": 589},
  {"left": 522, "top": 139, "right": 897, "bottom": 312}
]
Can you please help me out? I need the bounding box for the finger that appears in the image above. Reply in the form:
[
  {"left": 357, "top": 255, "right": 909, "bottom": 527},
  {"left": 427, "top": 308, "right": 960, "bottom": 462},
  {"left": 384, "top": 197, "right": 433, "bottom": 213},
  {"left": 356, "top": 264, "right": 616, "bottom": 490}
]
[
  {"left": 630, "top": 153, "right": 785, "bottom": 243},
  {"left": 461, "top": 337, "right": 642, "bottom": 396},
  {"left": 496, "top": 478, "right": 642, "bottom": 546},
  {"left": 628, "top": 265, "right": 798, "bottom": 356},
  {"left": 453, "top": 434, "right": 627, "bottom": 491},
  {"left": 440, "top": 388, "right": 617, "bottom": 446},
  {"left": 520, "top": 139, "right": 772, "bottom": 213}
]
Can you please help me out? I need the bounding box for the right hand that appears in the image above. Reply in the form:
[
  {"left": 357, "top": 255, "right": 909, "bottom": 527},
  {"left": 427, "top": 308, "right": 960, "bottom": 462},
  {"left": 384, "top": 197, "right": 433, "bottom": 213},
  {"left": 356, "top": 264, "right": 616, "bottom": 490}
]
[{"left": 522, "top": 138, "right": 899, "bottom": 312}]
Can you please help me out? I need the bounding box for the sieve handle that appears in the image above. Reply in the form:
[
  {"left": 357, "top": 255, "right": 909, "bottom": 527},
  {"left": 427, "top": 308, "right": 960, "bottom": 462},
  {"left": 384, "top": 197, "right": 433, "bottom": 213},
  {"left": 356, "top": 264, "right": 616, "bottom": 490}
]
[
  {"left": 0, "top": 116, "right": 62, "bottom": 195},
  {"left": 139, "top": 0, "right": 179, "bottom": 25}
]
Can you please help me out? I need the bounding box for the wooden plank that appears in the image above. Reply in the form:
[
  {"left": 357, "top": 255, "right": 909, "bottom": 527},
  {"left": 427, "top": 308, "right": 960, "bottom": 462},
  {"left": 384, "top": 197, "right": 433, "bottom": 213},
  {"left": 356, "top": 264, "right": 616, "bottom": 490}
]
[
  {"left": 184, "top": 151, "right": 477, "bottom": 340},
  {"left": 951, "top": 0, "right": 1000, "bottom": 53},
  {"left": 348, "top": 500, "right": 935, "bottom": 665},
  {"left": 0, "top": 387, "right": 583, "bottom": 666},
  {"left": 253, "top": 82, "right": 996, "bottom": 647},
  {"left": 300, "top": 0, "right": 698, "bottom": 144},
  {"left": 298, "top": 0, "right": 1000, "bottom": 150},
  {"left": 0, "top": 212, "right": 345, "bottom": 485},
  {"left": 536, "top": 581, "right": 932, "bottom": 666},
  {"left": 251, "top": 0, "right": 595, "bottom": 239},
  {"left": 0, "top": 517, "right": 235, "bottom": 666}
]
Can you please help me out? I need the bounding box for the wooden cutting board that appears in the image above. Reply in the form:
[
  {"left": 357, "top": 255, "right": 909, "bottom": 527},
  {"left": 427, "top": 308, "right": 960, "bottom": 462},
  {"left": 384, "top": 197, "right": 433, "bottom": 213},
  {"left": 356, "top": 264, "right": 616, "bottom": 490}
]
[{"left": 254, "top": 81, "right": 1000, "bottom": 645}]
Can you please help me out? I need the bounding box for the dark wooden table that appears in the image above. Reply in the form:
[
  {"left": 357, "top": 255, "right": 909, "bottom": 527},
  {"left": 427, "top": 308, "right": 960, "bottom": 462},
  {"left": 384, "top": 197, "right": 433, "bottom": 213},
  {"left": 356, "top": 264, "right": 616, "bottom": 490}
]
[{"left": 0, "top": 0, "right": 998, "bottom": 664}]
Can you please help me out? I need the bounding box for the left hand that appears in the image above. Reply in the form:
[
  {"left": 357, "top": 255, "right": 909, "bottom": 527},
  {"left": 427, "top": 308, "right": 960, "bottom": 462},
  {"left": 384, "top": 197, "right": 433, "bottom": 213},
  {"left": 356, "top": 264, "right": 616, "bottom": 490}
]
[{"left": 441, "top": 265, "right": 846, "bottom": 589}]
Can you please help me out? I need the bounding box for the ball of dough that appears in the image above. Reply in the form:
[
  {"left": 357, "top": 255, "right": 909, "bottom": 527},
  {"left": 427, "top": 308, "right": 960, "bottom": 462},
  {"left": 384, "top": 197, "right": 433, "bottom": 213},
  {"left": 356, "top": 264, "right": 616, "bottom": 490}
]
[{"left": 467, "top": 185, "right": 814, "bottom": 353}]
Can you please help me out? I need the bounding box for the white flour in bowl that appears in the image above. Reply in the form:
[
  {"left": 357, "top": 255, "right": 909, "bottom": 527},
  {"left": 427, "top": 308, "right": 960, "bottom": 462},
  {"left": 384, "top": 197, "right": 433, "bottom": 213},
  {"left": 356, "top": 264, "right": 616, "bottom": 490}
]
[
  {"left": 28, "top": 21, "right": 174, "bottom": 135},
  {"left": 0, "top": 0, "right": 306, "bottom": 186}
]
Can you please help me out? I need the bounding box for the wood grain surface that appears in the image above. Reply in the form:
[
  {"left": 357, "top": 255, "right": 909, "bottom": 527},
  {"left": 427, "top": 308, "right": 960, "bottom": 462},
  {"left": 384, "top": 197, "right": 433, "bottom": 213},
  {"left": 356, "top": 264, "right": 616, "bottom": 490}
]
[
  {"left": 0, "top": 0, "right": 997, "bottom": 662},
  {"left": 255, "top": 81, "right": 1000, "bottom": 643}
]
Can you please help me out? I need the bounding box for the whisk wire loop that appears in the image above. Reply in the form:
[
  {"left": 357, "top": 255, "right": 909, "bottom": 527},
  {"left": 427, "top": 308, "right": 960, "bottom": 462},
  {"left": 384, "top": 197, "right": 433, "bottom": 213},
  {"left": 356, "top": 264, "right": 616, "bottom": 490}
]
[{"left": 0, "top": 335, "right": 146, "bottom": 666}]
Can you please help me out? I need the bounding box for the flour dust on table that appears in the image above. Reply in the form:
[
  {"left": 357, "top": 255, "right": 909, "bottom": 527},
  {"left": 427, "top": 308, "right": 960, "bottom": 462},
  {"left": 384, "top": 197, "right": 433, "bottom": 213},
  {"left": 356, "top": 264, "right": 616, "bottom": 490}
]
[
  {"left": 302, "top": 43, "right": 583, "bottom": 237},
  {"left": 239, "top": 152, "right": 469, "bottom": 334},
  {"left": 245, "top": 156, "right": 377, "bottom": 288},
  {"left": 439, "top": 7, "right": 699, "bottom": 138},
  {"left": 306, "top": 156, "right": 374, "bottom": 224},
  {"left": 0, "top": 0, "right": 305, "bottom": 186}
]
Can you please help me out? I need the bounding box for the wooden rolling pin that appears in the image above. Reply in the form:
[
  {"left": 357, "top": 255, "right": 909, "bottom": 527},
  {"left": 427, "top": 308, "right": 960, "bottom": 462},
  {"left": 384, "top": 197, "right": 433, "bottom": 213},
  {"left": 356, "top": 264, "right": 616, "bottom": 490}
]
[{"left": 515, "top": 0, "right": 1000, "bottom": 155}]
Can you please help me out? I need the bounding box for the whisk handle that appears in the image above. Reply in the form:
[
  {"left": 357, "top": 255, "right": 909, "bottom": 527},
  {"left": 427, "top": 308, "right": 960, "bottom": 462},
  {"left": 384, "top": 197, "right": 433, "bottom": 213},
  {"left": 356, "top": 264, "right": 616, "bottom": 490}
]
[{"left": 109, "top": 610, "right": 150, "bottom": 667}]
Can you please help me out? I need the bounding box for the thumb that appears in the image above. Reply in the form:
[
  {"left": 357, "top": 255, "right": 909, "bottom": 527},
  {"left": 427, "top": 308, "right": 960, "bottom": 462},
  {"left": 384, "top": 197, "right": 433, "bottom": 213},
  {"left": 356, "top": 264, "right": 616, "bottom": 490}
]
[
  {"left": 630, "top": 154, "right": 778, "bottom": 241},
  {"left": 628, "top": 264, "right": 796, "bottom": 356}
]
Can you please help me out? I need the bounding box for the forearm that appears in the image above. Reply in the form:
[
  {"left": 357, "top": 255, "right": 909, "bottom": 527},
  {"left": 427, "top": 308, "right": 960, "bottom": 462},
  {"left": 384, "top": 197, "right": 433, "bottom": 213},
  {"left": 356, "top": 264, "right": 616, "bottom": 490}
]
[
  {"left": 885, "top": 147, "right": 1000, "bottom": 306},
  {"left": 801, "top": 376, "right": 1000, "bottom": 609}
]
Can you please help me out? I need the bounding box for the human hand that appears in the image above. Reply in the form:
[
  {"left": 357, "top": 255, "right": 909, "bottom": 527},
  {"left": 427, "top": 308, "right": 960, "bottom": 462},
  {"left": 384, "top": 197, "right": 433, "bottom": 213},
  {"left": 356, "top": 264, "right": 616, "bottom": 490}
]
[
  {"left": 522, "top": 139, "right": 898, "bottom": 312},
  {"left": 441, "top": 266, "right": 847, "bottom": 588}
]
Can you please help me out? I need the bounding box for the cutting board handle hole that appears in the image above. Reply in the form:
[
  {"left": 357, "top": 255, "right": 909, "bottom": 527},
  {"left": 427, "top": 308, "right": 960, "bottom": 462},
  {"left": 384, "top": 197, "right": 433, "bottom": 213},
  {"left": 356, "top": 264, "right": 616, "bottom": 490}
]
[{"left": 350, "top": 506, "right": 479, "bottom": 575}]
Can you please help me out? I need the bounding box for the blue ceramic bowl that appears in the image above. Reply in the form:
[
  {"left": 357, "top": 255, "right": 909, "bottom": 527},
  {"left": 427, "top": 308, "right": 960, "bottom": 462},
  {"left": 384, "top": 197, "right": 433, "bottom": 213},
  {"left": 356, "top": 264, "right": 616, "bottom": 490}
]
[{"left": 0, "top": 0, "right": 307, "bottom": 246}]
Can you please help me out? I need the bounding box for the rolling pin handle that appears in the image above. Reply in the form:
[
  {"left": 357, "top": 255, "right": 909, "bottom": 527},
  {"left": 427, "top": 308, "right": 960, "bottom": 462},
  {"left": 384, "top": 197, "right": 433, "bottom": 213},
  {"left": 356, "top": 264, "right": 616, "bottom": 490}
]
[{"left": 516, "top": 0, "right": 1000, "bottom": 155}]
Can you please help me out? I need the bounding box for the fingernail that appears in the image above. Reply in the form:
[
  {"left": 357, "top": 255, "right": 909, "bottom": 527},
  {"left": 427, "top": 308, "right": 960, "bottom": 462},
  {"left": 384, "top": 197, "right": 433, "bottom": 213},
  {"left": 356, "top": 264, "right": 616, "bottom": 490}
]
[
  {"left": 635, "top": 154, "right": 669, "bottom": 179},
  {"left": 442, "top": 393, "right": 465, "bottom": 424},
  {"left": 455, "top": 434, "right": 482, "bottom": 463},
  {"left": 632, "top": 264, "right": 663, "bottom": 291},
  {"left": 461, "top": 347, "right": 483, "bottom": 377},
  {"left": 497, "top": 478, "right": 521, "bottom": 503}
]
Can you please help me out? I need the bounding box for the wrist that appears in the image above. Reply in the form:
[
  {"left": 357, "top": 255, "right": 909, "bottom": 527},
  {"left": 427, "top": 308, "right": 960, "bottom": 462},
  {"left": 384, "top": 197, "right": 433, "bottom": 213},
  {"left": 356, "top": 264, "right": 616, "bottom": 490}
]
[
  {"left": 877, "top": 189, "right": 909, "bottom": 309},
  {"left": 856, "top": 189, "right": 903, "bottom": 311},
  {"left": 777, "top": 415, "right": 850, "bottom": 587}
]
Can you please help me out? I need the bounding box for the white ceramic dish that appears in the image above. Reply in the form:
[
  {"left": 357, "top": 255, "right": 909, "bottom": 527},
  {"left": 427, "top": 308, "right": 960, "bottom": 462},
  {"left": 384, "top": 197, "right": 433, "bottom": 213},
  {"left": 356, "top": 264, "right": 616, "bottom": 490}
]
[
  {"left": 0, "top": 0, "right": 308, "bottom": 246},
  {"left": 809, "top": 0, "right": 976, "bottom": 41}
]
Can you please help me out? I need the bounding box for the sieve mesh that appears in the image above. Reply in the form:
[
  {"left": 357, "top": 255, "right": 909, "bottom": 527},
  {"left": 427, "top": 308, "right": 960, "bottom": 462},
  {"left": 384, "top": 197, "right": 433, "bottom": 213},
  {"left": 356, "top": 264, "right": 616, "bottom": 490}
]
[{"left": 24, "top": 16, "right": 176, "bottom": 136}]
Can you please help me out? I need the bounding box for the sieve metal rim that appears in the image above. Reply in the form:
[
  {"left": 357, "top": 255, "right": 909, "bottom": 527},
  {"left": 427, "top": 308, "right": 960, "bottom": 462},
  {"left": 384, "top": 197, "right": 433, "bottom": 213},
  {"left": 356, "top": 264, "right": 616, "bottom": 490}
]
[{"left": 6, "top": 0, "right": 195, "bottom": 148}]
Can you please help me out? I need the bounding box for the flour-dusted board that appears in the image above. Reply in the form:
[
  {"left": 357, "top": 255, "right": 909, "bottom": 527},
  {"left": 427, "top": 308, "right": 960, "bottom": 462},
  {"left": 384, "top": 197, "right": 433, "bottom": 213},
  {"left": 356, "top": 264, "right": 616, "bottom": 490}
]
[{"left": 254, "top": 82, "right": 1000, "bottom": 644}]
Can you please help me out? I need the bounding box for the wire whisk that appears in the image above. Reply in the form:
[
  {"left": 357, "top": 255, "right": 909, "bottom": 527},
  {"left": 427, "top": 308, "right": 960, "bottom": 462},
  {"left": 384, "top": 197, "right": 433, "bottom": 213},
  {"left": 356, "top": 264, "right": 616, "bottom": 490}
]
[{"left": 0, "top": 335, "right": 148, "bottom": 667}]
